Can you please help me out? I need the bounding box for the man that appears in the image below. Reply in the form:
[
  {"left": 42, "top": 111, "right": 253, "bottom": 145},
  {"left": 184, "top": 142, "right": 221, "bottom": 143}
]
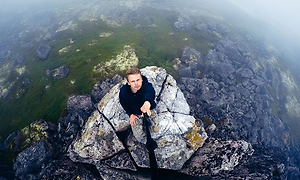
[{"left": 119, "top": 67, "right": 156, "bottom": 126}]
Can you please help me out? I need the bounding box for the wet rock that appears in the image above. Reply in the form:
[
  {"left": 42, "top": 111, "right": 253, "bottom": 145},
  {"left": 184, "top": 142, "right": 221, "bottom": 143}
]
[{"left": 37, "top": 44, "right": 51, "bottom": 60}]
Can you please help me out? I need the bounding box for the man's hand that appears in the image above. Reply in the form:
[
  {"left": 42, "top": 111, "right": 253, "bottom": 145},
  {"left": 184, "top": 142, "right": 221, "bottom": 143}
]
[
  {"left": 140, "top": 101, "right": 151, "bottom": 116},
  {"left": 130, "top": 114, "right": 138, "bottom": 126}
]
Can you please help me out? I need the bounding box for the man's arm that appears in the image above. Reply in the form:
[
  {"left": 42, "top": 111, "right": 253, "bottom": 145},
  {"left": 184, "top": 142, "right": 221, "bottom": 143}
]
[
  {"left": 129, "top": 114, "right": 138, "bottom": 126},
  {"left": 140, "top": 101, "right": 151, "bottom": 116},
  {"left": 142, "top": 83, "right": 156, "bottom": 110}
]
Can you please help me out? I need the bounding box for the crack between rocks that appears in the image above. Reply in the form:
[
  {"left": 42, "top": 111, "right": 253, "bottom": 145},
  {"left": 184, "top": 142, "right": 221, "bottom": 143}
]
[
  {"left": 94, "top": 104, "right": 116, "bottom": 132},
  {"left": 93, "top": 104, "right": 140, "bottom": 171},
  {"left": 156, "top": 74, "right": 169, "bottom": 103}
]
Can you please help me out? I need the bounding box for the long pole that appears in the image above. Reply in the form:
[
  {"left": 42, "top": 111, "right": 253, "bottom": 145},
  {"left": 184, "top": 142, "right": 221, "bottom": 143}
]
[{"left": 143, "top": 113, "right": 159, "bottom": 180}]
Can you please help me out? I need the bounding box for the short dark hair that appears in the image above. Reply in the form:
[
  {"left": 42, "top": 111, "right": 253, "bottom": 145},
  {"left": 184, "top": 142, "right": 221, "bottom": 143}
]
[{"left": 125, "top": 66, "right": 141, "bottom": 80}]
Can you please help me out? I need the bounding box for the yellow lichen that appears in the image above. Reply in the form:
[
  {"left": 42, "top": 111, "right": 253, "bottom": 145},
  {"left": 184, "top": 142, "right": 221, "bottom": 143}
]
[
  {"left": 99, "top": 32, "right": 113, "bottom": 38},
  {"left": 59, "top": 45, "right": 72, "bottom": 54},
  {"left": 98, "top": 129, "right": 103, "bottom": 136},
  {"left": 157, "top": 139, "right": 169, "bottom": 148},
  {"left": 186, "top": 122, "right": 205, "bottom": 150},
  {"left": 93, "top": 45, "right": 138, "bottom": 77}
]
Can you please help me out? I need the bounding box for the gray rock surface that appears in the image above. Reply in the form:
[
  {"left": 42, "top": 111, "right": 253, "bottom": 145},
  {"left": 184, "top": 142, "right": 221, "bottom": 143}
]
[
  {"left": 181, "top": 139, "right": 253, "bottom": 176},
  {"left": 52, "top": 65, "right": 70, "bottom": 79},
  {"left": 68, "top": 110, "right": 125, "bottom": 165},
  {"left": 37, "top": 44, "right": 51, "bottom": 60},
  {"left": 13, "top": 141, "right": 53, "bottom": 179}
]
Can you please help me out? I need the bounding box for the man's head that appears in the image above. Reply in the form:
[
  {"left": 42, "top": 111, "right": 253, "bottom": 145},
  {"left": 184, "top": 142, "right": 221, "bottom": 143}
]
[{"left": 126, "top": 67, "right": 143, "bottom": 93}]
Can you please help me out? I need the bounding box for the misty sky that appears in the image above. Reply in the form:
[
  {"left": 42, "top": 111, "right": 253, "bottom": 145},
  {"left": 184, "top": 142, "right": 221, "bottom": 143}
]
[
  {"left": 231, "top": 0, "right": 300, "bottom": 39},
  {"left": 1, "top": 0, "right": 299, "bottom": 47}
]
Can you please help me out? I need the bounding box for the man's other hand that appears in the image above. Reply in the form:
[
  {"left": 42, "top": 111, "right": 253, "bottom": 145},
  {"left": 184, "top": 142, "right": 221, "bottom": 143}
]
[{"left": 130, "top": 114, "right": 138, "bottom": 126}]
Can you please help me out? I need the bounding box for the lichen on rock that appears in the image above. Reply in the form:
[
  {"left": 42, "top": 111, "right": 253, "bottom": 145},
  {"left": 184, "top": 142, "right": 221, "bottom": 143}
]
[
  {"left": 93, "top": 45, "right": 138, "bottom": 77},
  {"left": 185, "top": 122, "right": 207, "bottom": 150}
]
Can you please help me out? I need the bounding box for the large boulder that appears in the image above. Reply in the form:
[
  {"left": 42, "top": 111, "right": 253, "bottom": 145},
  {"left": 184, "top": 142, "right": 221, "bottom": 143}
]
[{"left": 68, "top": 66, "right": 208, "bottom": 173}]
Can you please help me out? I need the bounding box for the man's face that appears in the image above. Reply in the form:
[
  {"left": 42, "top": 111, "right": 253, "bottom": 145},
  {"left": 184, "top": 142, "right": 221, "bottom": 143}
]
[{"left": 127, "top": 73, "right": 143, "bottom": 93}]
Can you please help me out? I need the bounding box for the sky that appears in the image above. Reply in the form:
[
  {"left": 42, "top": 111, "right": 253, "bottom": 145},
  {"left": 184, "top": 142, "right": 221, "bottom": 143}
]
[{"left": 230, "top": 0, "right": 300, "bottom": 39}]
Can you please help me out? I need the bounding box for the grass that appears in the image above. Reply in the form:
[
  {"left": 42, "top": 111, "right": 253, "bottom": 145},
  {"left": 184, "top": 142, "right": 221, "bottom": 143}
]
[
  {"left": 1, "top": 2, "right": 298, "bottom": 147},
  {"left": 0, "top": 9, "right": 218, "bottom": 143}
]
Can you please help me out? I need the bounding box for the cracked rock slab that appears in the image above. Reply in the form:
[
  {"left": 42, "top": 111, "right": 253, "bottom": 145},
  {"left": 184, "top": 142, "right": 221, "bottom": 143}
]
[
  {"left": 100, "top": 66, "right": 207, "bottom": 170},
  {"left": 68, "top": 110, "right": 126, "bottom": 164}
]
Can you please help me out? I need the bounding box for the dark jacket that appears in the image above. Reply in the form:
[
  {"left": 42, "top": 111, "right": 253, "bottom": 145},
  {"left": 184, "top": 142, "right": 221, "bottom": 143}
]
[{"left": 119, "top": 75, "right": 156, "bottom": 116}]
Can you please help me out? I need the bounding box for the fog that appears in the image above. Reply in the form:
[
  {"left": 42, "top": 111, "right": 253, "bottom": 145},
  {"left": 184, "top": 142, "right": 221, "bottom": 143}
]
[
  {"left": 2, "top": 0, "right": 300, "bottom": 38},
  {"left": 231, "top": 0, "right": 300, "bottom": 37},
  {"left": 0, "top": 0, "right": 299, "bottom": 70}
]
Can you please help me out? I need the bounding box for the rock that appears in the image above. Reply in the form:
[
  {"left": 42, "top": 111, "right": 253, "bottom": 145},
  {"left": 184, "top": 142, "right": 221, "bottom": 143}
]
[
  {"left": 91, "top": 75, "right": 123, "bottom": 103},
  {"left": 174, "top": 47, "right": 203, "bottom": 78},
  {"left": 237, "top": 68, "right": 254, "bottom": 79},
  {"left": 68, "top": 110, "right": 126, "bottom": 168},
  {"left": 37, "top": 158, "right": 102, "bottom": 180},
  {"left": 102, "top": 150, "right": 137, "bottom": 171},
  {"left": 174, "top": 14, "right": 193, "bottom": 31},
  {"left": 21, "top": 41, "right": 34, "bottom": 51},
  {"left": 144, "top": 16, "right": 154, "bottom": 25},
  {"left": 58, "top": 95, "right": 94, "bottom": 152},
  {"left": 181, "top": 139, "right": 254, "bottom": 176},
  {"left": 0, "top": 50, "right": 11, "bottom": 62},
  {"left": 224, "top": 145, "right": 291, "bottom": 179},
  {"left": 14, "top": 141, "right": 53, "bottom": 179},
  {"left": 195, "top": 20, "right": 230, "bottom": 36},
  {"left": 37, "top": 44, "right": 51, "bottom": 60},
  {"left": 134, "top": 24, "right": 143, "bottom": 29},
  {"left": 96, "top": 163, "right": 138, "bottom": 180},
  {"left": 175, "top": 36, "right": 300, "bottom": 177},
  {"left": 52, "top": 65, "right": 69, "bottom": 79},
  {"left": 67, "top": 95, "right": 94, "bottom": 121},
  {"left": 11, "top": 53, "right": 25, "bottom": 64},
  {"left": 0, "top": 120, "right": 56, "bottom": 168},
  {"left": 69, "top": 66, "right": 208, "bottom": 175}
]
